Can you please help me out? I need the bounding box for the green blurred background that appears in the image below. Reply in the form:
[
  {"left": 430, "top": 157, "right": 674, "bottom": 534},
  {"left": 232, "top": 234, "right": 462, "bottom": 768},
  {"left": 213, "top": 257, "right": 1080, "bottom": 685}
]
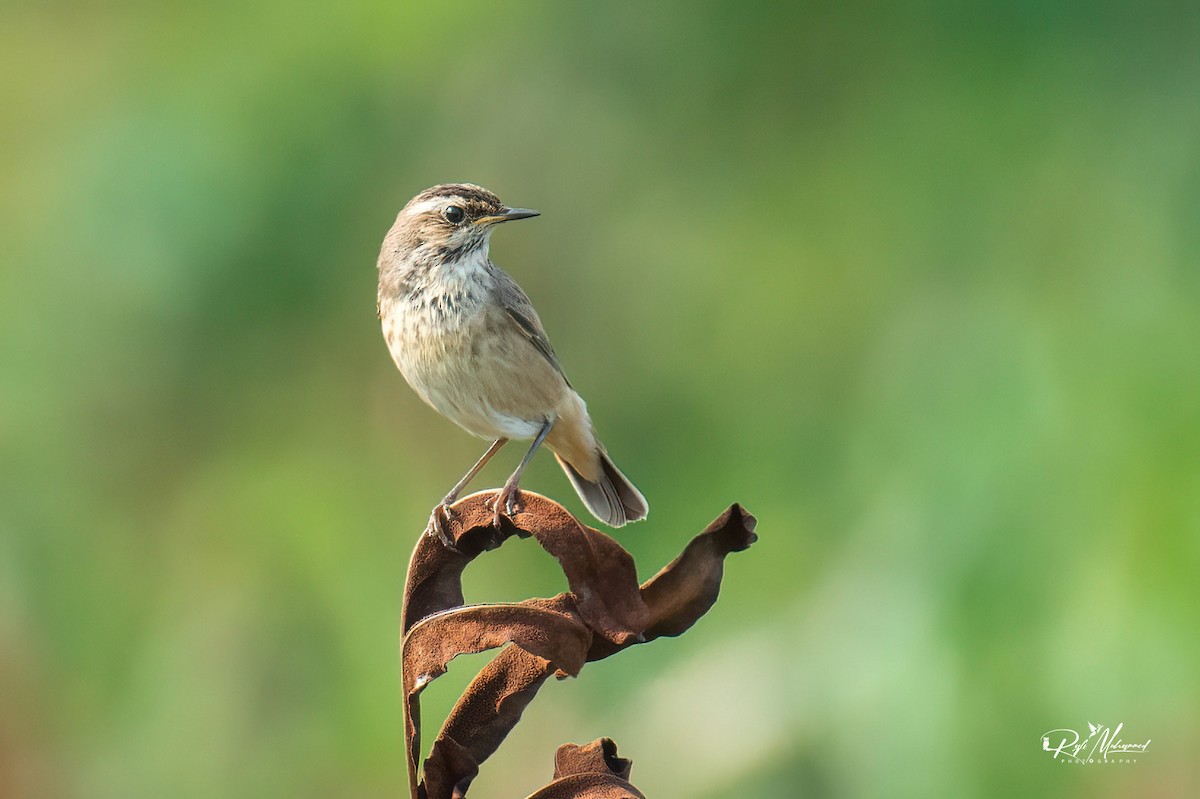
[{"left": 3, "top": 2, "right": 1198, "bottom": 797}]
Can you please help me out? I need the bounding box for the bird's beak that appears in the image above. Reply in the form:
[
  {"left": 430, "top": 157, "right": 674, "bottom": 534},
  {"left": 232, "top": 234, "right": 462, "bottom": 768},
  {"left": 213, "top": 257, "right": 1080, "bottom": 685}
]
[{"left": 477, "top": 207, "right": 540, "bottom": 225}]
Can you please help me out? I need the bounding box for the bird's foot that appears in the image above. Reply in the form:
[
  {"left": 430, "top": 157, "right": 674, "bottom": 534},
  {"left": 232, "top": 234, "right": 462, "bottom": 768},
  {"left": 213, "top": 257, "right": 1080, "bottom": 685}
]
[
  {"left": 425, "top": 502, "right": 459, "bottom": 549},
  {"left": 490, "top": 483, "right": 524, "bottom": 529}
]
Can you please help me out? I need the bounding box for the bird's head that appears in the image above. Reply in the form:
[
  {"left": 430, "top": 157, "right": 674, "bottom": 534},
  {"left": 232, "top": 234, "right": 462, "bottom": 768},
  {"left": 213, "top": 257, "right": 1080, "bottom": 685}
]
[{"left": 386, "top": 183, "right": 539, "bottom": 265}]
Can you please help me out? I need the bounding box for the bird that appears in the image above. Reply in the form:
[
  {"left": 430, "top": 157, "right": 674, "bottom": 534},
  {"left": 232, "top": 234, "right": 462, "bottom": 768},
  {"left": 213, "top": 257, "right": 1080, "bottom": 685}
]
[{"left": 376, "top": 183, "right": 648, "bottom": 541}]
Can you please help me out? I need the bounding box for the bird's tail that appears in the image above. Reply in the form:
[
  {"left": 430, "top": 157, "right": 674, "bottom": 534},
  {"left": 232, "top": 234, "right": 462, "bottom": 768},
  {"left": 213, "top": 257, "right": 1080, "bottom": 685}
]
[{"left": 555, "top": 449, "right": 648, "bottom": 528}]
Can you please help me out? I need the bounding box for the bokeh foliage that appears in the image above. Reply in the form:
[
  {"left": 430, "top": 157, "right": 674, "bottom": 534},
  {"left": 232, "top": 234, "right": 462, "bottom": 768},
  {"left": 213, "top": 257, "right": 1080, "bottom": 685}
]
[{"left": 2, "top": 2, "right": 1198, "bottom": 797}]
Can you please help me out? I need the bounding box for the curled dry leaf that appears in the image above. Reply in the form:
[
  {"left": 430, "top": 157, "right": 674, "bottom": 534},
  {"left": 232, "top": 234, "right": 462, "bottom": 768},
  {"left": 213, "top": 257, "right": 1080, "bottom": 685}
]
[
  {"left": 403, "top": 491, "right": 649, "bottom": 644},
  {"left": 587, "top": 503, "right": 758, "bottom": 661},
  {"left": 522, "top": 738, "right": 645, "bottom": 799},
  {"left": 524, "top": 774, "right": 646, "bottom": 799},
  {"left": 553, "top": 738, "right": 634, "bottom": 781},
  {"left": 402, "top": 597, "right": 591, "bottom": 799},
  {"left": 400, "top": 490, "right": 756, "bottom": 799},
  {"left": 423, "top": 646, "right": 559, "bottom": 799}
]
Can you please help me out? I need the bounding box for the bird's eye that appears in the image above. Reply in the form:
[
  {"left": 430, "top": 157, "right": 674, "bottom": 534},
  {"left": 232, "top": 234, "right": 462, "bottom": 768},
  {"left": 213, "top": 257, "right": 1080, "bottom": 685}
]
[{"left": 443, "top": 205, "right": 465, "bottom": 224}]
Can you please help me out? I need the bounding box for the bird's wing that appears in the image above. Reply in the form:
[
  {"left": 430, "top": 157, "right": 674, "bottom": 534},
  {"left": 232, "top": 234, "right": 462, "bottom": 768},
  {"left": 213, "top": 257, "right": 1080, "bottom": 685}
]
[{"left": 490, "top": 265, "right": 571, "bottom": 386}]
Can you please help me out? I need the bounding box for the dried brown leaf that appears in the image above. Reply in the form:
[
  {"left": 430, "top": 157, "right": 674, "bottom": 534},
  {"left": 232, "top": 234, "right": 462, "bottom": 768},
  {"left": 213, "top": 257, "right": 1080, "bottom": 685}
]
[
  {"left": 588, "top": 503, "right": 757, "bottom": 660},
  {"left": 419, "top": 737, "right": 476, "bottom": 799},
  {"left": 524, "top": 774, "right": 646, "bottom": 799},
  {"left": 422, "top": 646, "right": 559, "bottom": 799},
  {"left": 523, "top": 738, "right": 645, "bottom": 799},
  {"left": 400, "top": 492, "right": 757, "bottom": 798},
  {"left": 553, "top": 738, "right": 633, "bottom": 781},
  {"left": 402, "top": 598, "right": 592, "bottom": 798},
  {"left": 425, "top": 491, "right": 650, "bottom": 644}
]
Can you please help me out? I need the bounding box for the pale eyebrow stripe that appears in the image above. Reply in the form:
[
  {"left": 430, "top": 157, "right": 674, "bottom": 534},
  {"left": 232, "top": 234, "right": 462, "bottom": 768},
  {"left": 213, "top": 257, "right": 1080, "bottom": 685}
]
[{"left": 406, "top": 197, "right": 462, "bottom": 216}]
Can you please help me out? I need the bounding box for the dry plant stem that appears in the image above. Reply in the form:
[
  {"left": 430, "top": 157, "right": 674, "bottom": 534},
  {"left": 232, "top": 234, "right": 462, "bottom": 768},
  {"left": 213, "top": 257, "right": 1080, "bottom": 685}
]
[{"left": 399, "top": 490, "right": 757, "bottom": 799}]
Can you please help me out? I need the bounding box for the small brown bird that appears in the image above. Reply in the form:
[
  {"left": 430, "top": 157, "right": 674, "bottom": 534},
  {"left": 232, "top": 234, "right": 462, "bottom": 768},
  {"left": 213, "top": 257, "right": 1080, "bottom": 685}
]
[{"left": 377, "top": 183, "right": 648, "bottom": 538}]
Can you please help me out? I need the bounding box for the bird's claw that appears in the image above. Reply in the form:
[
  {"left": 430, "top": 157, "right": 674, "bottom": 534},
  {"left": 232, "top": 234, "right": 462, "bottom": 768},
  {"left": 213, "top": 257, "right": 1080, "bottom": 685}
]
[
  {"left": 490, "top": 484, "right": 523, "bottom": 529},
  {"left": 425, "top": 502, "right": 459, "bottom": 549}
]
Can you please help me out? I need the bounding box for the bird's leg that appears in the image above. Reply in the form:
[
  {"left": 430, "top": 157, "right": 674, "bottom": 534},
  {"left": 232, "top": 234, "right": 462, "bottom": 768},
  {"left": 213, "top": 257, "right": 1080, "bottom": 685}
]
[
  {"left": 492, "top": 419, "right": 553, "bottom": 529},
  {"left": 427, "top": 438, "right": 509, "bottom": 545}
]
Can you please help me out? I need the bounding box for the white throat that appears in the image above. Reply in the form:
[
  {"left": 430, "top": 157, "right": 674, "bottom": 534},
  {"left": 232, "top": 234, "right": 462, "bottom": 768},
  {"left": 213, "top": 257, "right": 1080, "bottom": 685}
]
[{"left": 419, "top": 237, "right": 488, "bottom": 293}]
